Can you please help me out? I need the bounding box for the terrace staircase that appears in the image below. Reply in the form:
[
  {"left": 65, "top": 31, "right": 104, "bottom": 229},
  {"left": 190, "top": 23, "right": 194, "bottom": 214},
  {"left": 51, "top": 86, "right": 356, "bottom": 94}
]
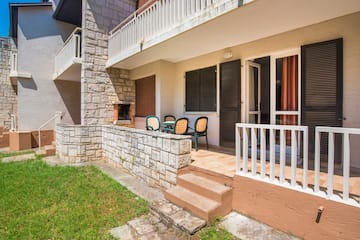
[
  {"left": 36, "top": 141, "right": 56, "bottom": 157},
  {"left": 165, "top": 167, "right": 233, "bottom": 221}
]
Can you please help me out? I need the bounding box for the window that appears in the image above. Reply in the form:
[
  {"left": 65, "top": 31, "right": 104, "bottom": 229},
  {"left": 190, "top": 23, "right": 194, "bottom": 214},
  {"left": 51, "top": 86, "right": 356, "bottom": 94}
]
[
  {"left": 135, "top": 75, "right": 155, "bottom": 117},
  {"left": 185, "top": 66, "right": 217, "bottom": 112}
]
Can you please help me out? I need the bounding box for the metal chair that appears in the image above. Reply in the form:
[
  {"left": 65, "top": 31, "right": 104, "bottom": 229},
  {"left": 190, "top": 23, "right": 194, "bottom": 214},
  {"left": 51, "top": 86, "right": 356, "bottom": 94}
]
[
  {"left": 187, "top": 116, "right": 208, "bottom": 151},
  {"left": 145, "top": 115, "right": 160, "bottom": 131},
  {"left": 162, "top": 115, "right": 176, "bottom": 133},
  {"left": 164, "top": 115, "right": 176, "bottom": 122}
]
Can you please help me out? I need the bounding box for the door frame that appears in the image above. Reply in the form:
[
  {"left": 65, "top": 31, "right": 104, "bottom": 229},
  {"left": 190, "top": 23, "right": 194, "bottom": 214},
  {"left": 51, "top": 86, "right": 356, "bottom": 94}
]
[
  {"left": 245, "top": 60, "right": 261, "bottom": 124},
  {"left": 270, "top": 48, "right": 301, "bottom": 125},
  {"left": 243, "top": 48, "right": 301, "bottom": 126}
]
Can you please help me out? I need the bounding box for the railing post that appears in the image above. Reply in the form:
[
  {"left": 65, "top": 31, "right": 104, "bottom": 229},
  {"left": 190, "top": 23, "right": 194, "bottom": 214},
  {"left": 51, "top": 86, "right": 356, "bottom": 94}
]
[
  {"left": 327, "top": 132, "right": 335, "bottom": 198},
  {"left": 279, "top": 129, "right": 286, "bottom": 183},
  {"left": 235, "top": 124, "right": 241, "bottom": 174},
  {"left": 302, "top": 128, "right": 308, "bottom": 190},
  {"left": 10, "top": 114, "right": 16, "bottom": 132},
  {"left": 291, "top": 130, "right": 297, "bottom": 186},
  {"left": 260, "top": 128, "right": 266, "bottom": 178},
  {"left": 314, "top": 129, "right": 321, "bottom": 193},
  {"left": 242, "top": 127, "right": 248, "bottom": 174},
  {"left": 269, "top": 128, "right": 275, "bottom": 181},
  {"left": 251, "top": 127, "right": 257, "bottom": 176},
  {"left": 343, "top": 132, "right": 350, "bottom": 201}
]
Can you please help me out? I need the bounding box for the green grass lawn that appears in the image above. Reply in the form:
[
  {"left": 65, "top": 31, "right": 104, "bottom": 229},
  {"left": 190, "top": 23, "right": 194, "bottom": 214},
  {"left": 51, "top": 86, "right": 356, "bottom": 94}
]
[
  {"left": 0, "top": 159, "right": 148, "bottom": 240},
  {"left": 197, "top": 218, "right": 236, "bottom": 240}
]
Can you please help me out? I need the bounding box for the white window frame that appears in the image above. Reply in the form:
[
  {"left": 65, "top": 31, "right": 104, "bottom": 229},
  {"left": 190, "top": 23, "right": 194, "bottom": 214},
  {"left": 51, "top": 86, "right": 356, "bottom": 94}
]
[{"left": 270, "top": 48, "right": 301, "bottom": 125}]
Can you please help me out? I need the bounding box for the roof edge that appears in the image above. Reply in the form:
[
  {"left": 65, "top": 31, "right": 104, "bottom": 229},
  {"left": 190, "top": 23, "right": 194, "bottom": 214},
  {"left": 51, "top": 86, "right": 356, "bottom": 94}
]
[{"left": 9, "top": 2, "right": 52, "bottom": 38}]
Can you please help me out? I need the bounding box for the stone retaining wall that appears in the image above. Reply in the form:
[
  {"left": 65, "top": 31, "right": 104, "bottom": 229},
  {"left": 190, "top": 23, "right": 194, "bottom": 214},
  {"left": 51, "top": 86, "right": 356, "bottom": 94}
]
[
  {"left": 56, "top": 124, "right": 102, "bottom": 163},
  {"left": 56, "top": 124, "right": 192, "bottom": 189},
  {"left": 102, "top": 125, "right": 192, "bottom": 189}
]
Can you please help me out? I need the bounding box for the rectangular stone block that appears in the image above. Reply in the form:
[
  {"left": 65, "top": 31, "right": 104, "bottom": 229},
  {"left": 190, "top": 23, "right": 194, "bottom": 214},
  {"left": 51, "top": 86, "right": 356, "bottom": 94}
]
[
  {"left": 170, "top": 140, "right": 180, "bottom": 154},
  {"left": 165, "top": 170, "right": 177, "bottom": 185},
  {"left": 160, "top": 151, "right": 169, "bottom": 165},
  {"left": 162, "top": 138, "right": 170, "bottom": 152},
  {"left": 179, "top": 139, "right": 192, "bottom": 154},
  {"left": 151, "top": 149, "right": 160, "bottom": 161}
]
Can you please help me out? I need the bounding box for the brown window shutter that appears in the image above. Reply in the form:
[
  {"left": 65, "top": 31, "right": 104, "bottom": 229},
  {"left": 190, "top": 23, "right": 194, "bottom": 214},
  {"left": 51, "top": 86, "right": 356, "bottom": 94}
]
[
  {"left": 200, "top": 66, "right": 217, "bottom": 111},
  {"left": 301, "top": 38, "right": 343, "bottom": 158},
  {"left": 185, "top": 66, "right": 217, "bottom": 112},
  {"left": 185, "top": 70, "right": 200, "bottom": 111},
  {"left": 135, "top": 75, "right": 155, "bottom": 117}
]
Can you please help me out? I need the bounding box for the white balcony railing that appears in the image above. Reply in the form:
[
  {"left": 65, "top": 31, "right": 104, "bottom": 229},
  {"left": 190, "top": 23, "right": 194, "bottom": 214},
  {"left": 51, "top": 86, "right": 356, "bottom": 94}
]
[
  {"left": 54, "top": 28, "right": 81, "bottom": 79},
  {"left": 108, "top": 0, "right": 253, "bottom": 66},
  {"left": 9, "top": 51, "right": 32, "bottom": 81},
  {"left": 236, "top": 123, "right": 360, "bottom": 207},
  {"left": 10, "top": 52, "right": 17, "bottom": 73}
]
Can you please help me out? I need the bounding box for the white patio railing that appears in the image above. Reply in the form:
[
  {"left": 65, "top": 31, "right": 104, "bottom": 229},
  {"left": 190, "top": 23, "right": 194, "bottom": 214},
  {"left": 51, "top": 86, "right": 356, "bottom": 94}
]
[
  {"left": 314, "top": 126, "right": 360, "bottom": 205},
  {"left": 236, "top": 123, "right": 360, "bottom": 207},
  {"left": 108, "top": 0, "right": 253, "bottom": 64},
  {"left": 54, "top": 28, "right": 81, "bottom": 78}
]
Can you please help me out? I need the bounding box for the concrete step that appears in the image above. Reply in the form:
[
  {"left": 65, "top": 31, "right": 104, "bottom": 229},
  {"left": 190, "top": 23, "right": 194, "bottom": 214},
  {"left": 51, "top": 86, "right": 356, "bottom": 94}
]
[
  {"left": 111, "top": 211, "right": 189, "bottom": 239},
  {"left": 165, "top": 186, "right": 220, "bottom": 221},
  {"left": 36, "top": 145, "right": 56, "bottom": 157},
  {"left": 177, "top": 173, "right": 231, "bottom": 203},
  {"left": 150, "top": 200, "right": 206, "bottom": 234}
]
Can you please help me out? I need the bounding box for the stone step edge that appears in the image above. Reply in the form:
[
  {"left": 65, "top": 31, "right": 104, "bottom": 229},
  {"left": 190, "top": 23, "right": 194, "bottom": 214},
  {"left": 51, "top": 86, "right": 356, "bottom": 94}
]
[
  {"left": 150, "top": 200, "right": 207, "bottom": 235},
  {"left": 1, "top": 153, "right": 37, "bottom": 163}
]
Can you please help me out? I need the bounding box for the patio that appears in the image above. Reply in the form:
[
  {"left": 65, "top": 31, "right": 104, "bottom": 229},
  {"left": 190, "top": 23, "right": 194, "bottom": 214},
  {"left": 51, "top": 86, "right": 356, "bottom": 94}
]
[{"left": 190, "top": 149, "right": 360, "bottom": 202}]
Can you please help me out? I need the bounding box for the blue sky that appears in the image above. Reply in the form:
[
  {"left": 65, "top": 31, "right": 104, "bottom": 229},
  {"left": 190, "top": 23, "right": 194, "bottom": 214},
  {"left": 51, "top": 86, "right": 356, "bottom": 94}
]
[{"left": 0, "top": 0, "right": 41, "bottom": 37}]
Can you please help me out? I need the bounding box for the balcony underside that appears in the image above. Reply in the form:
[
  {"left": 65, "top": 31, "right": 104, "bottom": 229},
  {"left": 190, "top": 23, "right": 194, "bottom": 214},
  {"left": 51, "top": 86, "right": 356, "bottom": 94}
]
[
  {"left": 109, "top": 0, "right": 360, "bottom": 70},
  {"left": 53, "top": 59, "right": 81, "bottom": 82},
  {"left": 9, "top": 71, "right": 32, "bottom": 85}
]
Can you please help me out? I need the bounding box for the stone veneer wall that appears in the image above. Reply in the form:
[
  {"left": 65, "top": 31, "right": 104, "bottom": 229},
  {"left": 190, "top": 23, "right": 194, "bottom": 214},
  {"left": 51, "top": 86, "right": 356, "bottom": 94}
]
[
  {"left": 0, "top": 37, "right": 17, "bottom": 129},
  {"left": 102, "top": 125, "right": 192, "bottom": 189},
  {"left": 56, "top": 124, "right": 192, "bottom": 189},
  {"left": 56, "top": 124, "right": 103, "bottom": 163},
  {"left": 81, "top": 0, "right": 137, "bottom": 125}
]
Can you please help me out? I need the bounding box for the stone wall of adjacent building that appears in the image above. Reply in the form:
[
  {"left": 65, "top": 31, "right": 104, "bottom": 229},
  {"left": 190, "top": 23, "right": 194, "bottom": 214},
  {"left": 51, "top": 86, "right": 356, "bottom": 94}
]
[
  {"left": 56, "top": 124, "right": 192, "bottom": 189},
  {"left": 102, "top": 125, "right": 192, "bottom": 189},
  {"left": 0, "top": 37, "right": 17, "bottom": 130},
  {"left": 81, "top": 0, "right": 137, "bottom": 125},
  {"left": 56, "top": 124, "right": 102, "bottom": 163}
]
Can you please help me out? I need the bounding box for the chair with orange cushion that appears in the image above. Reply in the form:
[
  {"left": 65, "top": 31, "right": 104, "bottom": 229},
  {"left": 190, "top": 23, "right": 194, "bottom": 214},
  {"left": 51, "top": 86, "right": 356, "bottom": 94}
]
[
  {"left": 187, "top": 116, "right": 208, "bottom": 151},
  {"left": 145, "top": 115, "right": 160, "bottom": 131}
]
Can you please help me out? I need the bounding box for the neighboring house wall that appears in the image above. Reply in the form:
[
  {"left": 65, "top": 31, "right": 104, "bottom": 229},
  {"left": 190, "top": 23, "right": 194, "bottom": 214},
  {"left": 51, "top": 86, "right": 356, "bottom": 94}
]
[
  {"left": 0, "top": 37, "right": 17, "bottom": 130},
  {"left": 16, "top": 6, "right": 79, "bottom": 130},
  {"left": 130, "top": 12, "right": 360, "bottom": 167},
  {"left": 81, "top": 0, "right": 137, "bottom": 125}
]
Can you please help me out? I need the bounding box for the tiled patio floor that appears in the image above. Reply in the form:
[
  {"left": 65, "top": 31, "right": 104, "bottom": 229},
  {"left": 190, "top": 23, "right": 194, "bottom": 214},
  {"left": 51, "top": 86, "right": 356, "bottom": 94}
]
[{"left": 191, "top": 149, "right": 360, "bottom": 202}]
